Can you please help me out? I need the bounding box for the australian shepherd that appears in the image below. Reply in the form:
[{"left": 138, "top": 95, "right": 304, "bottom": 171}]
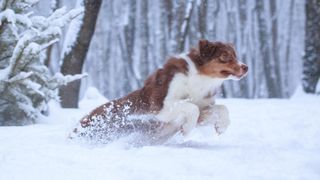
[{"left": 70, "top": 39, "right": 248, "bottom": 145}]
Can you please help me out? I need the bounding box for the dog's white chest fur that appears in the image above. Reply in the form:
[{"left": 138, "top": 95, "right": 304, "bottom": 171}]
[
  {"left": 186, "top": 73, "right": 223, "bottom": 106},
  {"left": 156, "top": 55, "right": 223, "bottom": 127},
  {"left": 165, "top": 73, "right": 222, "bottom": 108},
  {"left": 163, "top": 54, "right": 223, "bottom": 108}
]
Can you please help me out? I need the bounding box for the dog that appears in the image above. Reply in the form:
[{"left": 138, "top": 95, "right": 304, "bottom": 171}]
[{"left": 70, "top": 39, "right": 248, "bottom": 144}]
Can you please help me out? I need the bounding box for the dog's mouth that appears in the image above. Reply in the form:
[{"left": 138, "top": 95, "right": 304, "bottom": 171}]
[
  {"left": 221, "top": 70, "right": 232, "bottom": 77},
  {"left": 221, "top": 70, "right": 247, "bottom": 80}
]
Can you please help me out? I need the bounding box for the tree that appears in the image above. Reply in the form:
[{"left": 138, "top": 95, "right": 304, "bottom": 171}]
[
  {"left": 197, "top": 0, "right": 208, "bottom": 39},
  {"left": 269, "top": 0, "right": 283, "bottom": 97},
  {"left": 178, "top": 0, "right": 194, "bottom": 52},
  {"left": 284, "top": 0, "right": 295, "bottom": 96},
  {"left": 120, "top": 0, "right": 138, "bottom": 92},
  {"left": 0, "top": 0, "right": 83, "bottom": 125},
  {"left": 138, "top": 0, "right": 150, "bottom": 81},
  {"left": 59, "top": 0, "right": 102, "bottom": 108},
  {"left": 303, "top": 0, "right": 320, "bottom": 93},
  {"left": 256, "top": 0, "right": 282, "bottom": 98},
  {"left": 237, "top": 0, "right": 250, "bottom": 98}
]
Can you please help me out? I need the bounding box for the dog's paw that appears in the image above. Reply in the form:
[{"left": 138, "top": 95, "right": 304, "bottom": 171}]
[
  {"left": 212, "top": 105, "right": 230, "bottom": 135},
  {"left": 214, "top": 117, "right": 230, "bottom": 135}
]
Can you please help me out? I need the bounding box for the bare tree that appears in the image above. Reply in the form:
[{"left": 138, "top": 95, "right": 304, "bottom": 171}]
[
  {"left": 237, "top": 0, "right": 250, "bottom": 98},
  {"left": 284, "top": 0, "right": 295, "bottom": 96},
  {"left": 197, "top": 0, "right": 207, "bottom": 39},
  {"left": 256, "top": 0, "right": 282, "bottom": 98},
  {"left": 159, "top": 0, "right": 168, "bottom": 64},
  {"left": 269, "top": 0, "right": 283, "bottom": 97},
  {"left": 138, "top": 0, "right": 150, "bottom": 80},
  {"left": 119, "top": 0, "right": 137, "bottom": 93},
  {"left": 59, "top": 0, "right": 102, "bottom": 108},
  {"left": 303, "top": 0, "right": 320, "bottom": 93},
  {"left": 178, "top": 0, "right": 194, "bottom": 52},
  {"left": 170, "top": 1, "right": 185, "bottom": 53},
  {"left": 163, "top": 0, "right": 173, "bottom": 39}
]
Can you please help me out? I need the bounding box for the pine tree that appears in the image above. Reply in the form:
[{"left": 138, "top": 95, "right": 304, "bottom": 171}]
[{"left": 0, "top": 0, "right": 84, "bottom": 125}]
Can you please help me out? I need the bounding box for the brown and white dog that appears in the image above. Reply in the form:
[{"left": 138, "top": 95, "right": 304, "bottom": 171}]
[{"left": 70, "top": 40, "right": 248, "bottom": 144}]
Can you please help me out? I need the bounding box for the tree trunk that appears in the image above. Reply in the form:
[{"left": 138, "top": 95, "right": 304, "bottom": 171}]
[
  {"left": 284, "top": 0, "right": 295, "bottom": 96},
  {"left": 122, "top": 0, "right": 137, "bottom": 93},
  {"left": 171, "top": 1, "right": 186, "bottom": 53},
  {"left": 256, "top": 0, "right": 282, "bottom": 98},
  {"left": 197, "top": 0, "right": 207, "bottom": 39},
  {"left": 59, "top": 0, "right": 102, "bottom": 108},
  {"left": 163, "top": 0, "right": 173, "bottom": 39},
  {"left": 302, "top": 0, "right": 320, "bottom": 93},
  {"left": 159, "top": 1, "right": 168, "bottom": 63},
  {"left": 238, "top": 0, "right": 250, "bottom": 98},
  {"left": 269, "top": 0, "right": 283, "bottom": 97},
  {"left": 139, "top": 0, "right": 150, "bottom": 80},
  {"left": 178, "top": 0, "right": 194, "bottom": 52}
]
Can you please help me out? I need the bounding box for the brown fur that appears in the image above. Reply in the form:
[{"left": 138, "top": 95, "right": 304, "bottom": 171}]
[
  {"left": 79, "top": 57, "right": 188, "bottom": 126},
  {"left": 73, "top": 57, "right": 188, "bottom": 143}
]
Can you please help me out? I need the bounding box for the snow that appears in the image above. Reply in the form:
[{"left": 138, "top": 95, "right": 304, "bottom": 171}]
[
  {"left": 0, "top": 9, "right": 16, "bottom": 26},
  {"left": 0, "top": 90, "right": 319, "bottom": 180},
  {"left": 0, "top": 9, "right": 32, "bottom": 29},
  {"left": 49, "top": 7, "right": 84, "bottom": 28},
  {"left": 7, "top": 71, "right": 33, "bottom": 83},
  {"left": 78, "top": 86, "right": 108, "bottom": 110}
]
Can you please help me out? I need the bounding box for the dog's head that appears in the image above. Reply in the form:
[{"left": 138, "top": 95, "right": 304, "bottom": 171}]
[{"left": 189, "top": 39, "right": 248, "bottom": 80}]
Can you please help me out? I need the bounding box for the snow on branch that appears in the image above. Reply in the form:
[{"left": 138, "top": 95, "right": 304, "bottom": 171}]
[
  {"left": 7, "top": 71, "right": 33, "bottom": 83},
  {"left": 0, "top": 9, "right": 32, "bottom": 27},
  {"left": 50, "top": 72, "right": 87, "bottom": 88},
  {"left": 61, "top": 0, "right": 85, "bottom": 58}
]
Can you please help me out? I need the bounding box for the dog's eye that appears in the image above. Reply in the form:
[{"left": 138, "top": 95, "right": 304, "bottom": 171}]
[{"left": 219, "top": 59, "right": 228, "bottom": 64}]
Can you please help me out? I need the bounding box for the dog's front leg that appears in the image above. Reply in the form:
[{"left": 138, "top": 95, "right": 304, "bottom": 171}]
[
  {"left": 198, "top": 104, "right": 230, "bottom": 134},
  {"left": 157, "top": 101, "right": 200, "bottom": 136},
  {"left": 177, "top": 101, "right": 200, "bottom": 135}
]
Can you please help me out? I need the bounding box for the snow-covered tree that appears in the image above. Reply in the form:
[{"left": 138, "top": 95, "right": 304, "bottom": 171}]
[
  {"left": 303, "top": 0, "right": 320, "bottom": 93},
  {"left": 0, "top": 0, "right": 84, "bottom": 125},
  {"left": 59, "top": 0, "right": 102, "bottom": 108}
]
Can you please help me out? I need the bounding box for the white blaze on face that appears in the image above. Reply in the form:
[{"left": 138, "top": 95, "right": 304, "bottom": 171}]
[
  {"left": 226, "top": 62, "right": 248, "bottom": 81},
  {"left": 227, "top": 75, "right": 242, "bottom": 81}
]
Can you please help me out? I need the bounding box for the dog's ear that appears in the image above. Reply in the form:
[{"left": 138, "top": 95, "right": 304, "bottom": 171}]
[
  {"left": 198, "top": 39, "right": 218, "bottom": 62},
  {"left": 199, "top": 39, "right": 210, "bottom": 57}
]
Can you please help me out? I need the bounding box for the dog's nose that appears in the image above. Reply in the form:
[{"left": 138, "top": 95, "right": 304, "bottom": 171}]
[{"left": 241, "top": 64, "right": 248, "bottom": 72}]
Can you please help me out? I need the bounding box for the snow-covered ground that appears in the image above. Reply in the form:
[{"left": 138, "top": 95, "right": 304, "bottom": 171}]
[{"left": 0, "top": 88, "right": 319, "bottom": 180}]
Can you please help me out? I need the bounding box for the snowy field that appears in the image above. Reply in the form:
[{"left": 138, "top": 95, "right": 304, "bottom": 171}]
[{"left": 0, "top": 88, "right": 319, "bottom": 180}]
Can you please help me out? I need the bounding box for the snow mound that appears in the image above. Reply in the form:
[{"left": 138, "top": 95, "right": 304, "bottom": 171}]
[
  {"left": 291, "top": 85, "right": 319, "bottom": 100},
  {"left": 79, "top": 86, "right": 108, "bottom": 111}
]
